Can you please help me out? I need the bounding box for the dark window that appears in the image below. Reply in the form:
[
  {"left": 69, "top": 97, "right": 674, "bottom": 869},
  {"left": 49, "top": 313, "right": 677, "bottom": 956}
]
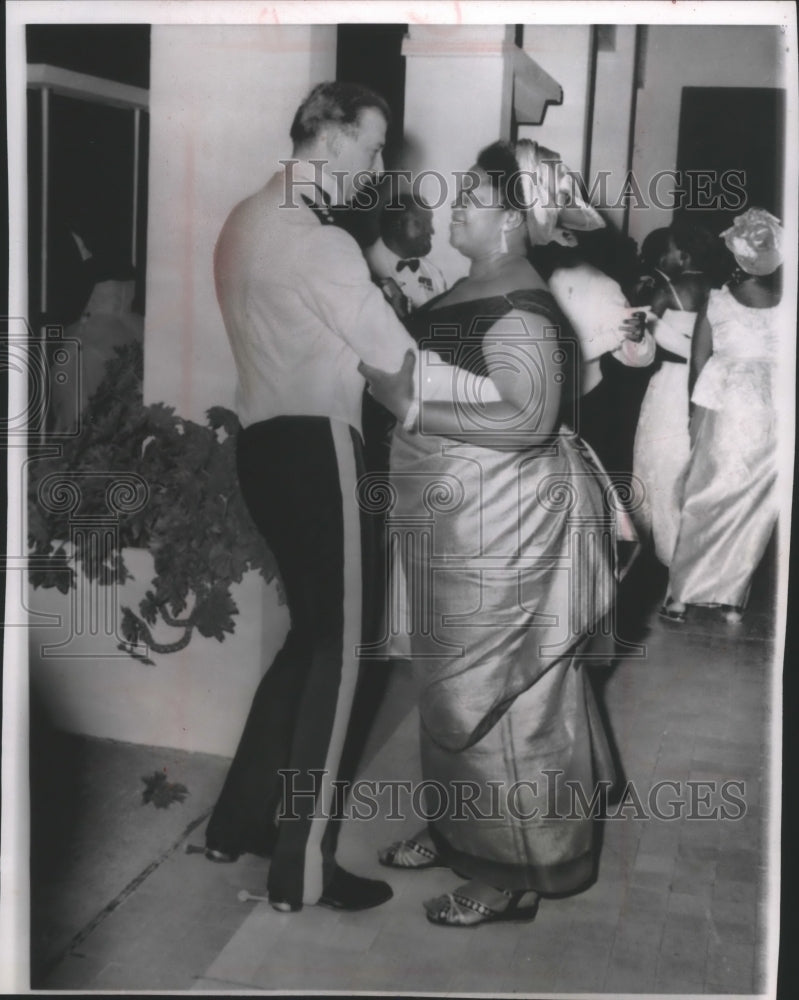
[
  {"left": 26, "top": 24, "right": 151, "bottom": 88},
  {"left": 26, "top": 26, "right": 151, "bottom": 328},
  {"left": 675, "top": 86, "right": 785, "bottom": 234}
]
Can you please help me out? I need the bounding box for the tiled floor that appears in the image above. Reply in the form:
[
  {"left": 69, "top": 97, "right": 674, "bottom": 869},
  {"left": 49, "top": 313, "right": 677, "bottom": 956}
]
[{"left": 33, "top": 548, "right": 779, "bottom": 995}]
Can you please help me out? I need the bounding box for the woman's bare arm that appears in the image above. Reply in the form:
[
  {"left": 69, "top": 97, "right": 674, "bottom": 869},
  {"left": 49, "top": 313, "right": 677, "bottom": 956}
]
[
  {"left": 649, "top": 283, "right": 673, "bottom": 318},
  {"left": 358, "top": 310, "right": 564, "bottom": 449},
  {"left": 673, "top": 273, "right": 711, "bottom": 313},
  {"left": 688, "top": 304, "right": 713, "bottom": 398}
]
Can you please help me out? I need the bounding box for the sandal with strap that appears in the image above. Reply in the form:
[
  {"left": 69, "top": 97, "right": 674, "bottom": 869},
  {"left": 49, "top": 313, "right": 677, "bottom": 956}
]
[
  {"left": 658, "top": 602, "right": 687, "bottom": 623},
  {"left": 423, "top": 882, "right": 540, "bottom": 927},
  {"left": 720, "top": 606, "right": 743, "bottom": 624},
  {"left": 379, "top": 838, "right": 443, "bottom": 870}
]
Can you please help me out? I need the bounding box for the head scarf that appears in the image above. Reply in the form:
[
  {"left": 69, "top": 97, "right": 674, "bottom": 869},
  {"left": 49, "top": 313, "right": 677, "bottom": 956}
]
[
  {"left": 720, "top": 207, "right": 783, "bottom": 276},
  {"left": 513, "top": 139, "right": 605, "bottom": 247}
]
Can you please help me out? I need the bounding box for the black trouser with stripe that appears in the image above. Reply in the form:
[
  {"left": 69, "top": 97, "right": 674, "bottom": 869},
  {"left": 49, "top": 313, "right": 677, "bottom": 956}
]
[{"left": 205, "top": 416, "right": 385, "bottom": 908}]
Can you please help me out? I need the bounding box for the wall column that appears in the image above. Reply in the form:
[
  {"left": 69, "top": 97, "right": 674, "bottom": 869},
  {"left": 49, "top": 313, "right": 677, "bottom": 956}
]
[
  {"left": 401, "top": 25, "right": 516, "bottom": 285},
  {"left": 587, "top": 25, "right": 639, "bottom": 234},
  {"left": 518, "top": 25, "right": 593, "bottom": 176}
]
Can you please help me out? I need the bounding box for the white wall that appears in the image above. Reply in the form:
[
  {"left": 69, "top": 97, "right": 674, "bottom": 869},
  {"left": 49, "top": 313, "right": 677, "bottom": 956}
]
[
  {"left": 144, "top": 24, "right": 337, "bottom": 421},
  {"left": 629, "top": 25, "right": 785, "bottom": 244},
  {"left": 542, "top": 24, "right": 786, "bottom": 244},
  {"left": 589, "top": 26, "right": 638, "bottom": 233},
  {"left": 402, "top": 25, "right": 515, "bottom": 286},
  {"left": 518, "top": 25, "right": 592, "bottom": 176}
]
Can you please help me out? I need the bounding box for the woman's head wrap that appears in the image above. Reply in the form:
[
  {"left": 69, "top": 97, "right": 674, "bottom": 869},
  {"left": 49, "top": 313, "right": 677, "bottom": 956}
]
[
  {"left": 513, "top": 139, "right": 605, "bottom": 246},
  {"left": 720, "top": 207, "right": 783, "bottom": 276}
]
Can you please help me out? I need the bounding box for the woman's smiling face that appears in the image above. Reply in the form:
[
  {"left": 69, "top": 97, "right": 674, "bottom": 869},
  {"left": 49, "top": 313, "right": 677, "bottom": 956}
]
[{"left": 449, "top": 166, "right": 508, "bottom": 260}]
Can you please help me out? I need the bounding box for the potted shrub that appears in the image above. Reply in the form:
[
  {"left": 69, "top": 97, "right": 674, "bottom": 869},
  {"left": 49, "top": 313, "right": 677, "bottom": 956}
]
[{"left": 28, "top": 340, "right": 280, "bottom": 662}]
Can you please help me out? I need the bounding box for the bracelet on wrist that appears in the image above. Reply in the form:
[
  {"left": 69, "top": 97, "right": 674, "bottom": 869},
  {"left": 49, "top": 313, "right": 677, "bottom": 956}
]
[{"left": 402, "top": 398, "right": 419, "bottom": 433}]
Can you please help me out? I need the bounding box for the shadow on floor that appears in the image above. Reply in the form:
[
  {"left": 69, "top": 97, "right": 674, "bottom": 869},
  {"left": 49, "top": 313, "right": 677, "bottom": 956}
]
[
  {"left": 28, "top": 697, "right": 234, "bottom": 989},
  {"left": 29, "top": 686, "right": 88, "bottom": 982}
]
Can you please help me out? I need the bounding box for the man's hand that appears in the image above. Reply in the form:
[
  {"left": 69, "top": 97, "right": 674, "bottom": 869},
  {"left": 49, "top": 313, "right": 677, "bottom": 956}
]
[{"left": 358, "top": 349, "right": 416, "bottom": 422}]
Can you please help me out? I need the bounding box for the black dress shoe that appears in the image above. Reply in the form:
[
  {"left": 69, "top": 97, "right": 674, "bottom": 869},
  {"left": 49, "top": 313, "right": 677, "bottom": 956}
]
[
  {"left": 205, "top": 826, "right": 278, "bottom": 864},
  {"left": 318, "top": 866, "right": 393, "bottom": 911},
  {"left": 204, "top": 847, "right": 239, "bottom": 864}
]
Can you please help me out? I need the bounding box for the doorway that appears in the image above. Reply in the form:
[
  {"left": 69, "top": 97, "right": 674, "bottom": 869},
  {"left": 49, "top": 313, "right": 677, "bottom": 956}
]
[
  {"left": 335, "top": 24, "right": 408, "bottom": 248},
  {"left": 674, "top": 85, "right": 785, "bottom": 235}
]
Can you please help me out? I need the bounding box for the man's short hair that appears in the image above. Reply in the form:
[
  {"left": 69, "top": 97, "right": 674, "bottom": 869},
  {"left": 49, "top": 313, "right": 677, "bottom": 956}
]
[
  {"left": 379, "top": 191, "right": 427, "bottom": 242},
  {"left": 290, "top": 81, "right": 391, "bottom": 147}
]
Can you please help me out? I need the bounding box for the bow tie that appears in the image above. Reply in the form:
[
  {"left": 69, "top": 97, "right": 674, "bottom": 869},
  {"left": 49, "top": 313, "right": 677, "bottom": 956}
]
[{"left": 396, "top": 258, "right": 420, "bottom": 273}]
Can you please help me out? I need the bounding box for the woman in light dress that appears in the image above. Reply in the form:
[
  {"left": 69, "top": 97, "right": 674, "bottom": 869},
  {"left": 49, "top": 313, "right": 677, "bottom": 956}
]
[
  {"left": 661, "top": 209, "right": 784, "bottom": 624},
  {"left": 631, "top": 223, "right": 715, "bottom": 566},
  {"left": 529, "top": 223, "right": 656, "bottom": 477}
]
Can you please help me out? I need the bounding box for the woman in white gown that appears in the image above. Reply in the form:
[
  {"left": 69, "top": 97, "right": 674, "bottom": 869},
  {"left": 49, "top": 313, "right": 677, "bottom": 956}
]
[
  {"left": 632, "top": 225, "right": 714, "bottom": 565},
  {"left": 662, "top": 209, "right": 784, "bottom": 624},
  {"left": 530, "top": 231, "right": 656, "bottom": 477}
]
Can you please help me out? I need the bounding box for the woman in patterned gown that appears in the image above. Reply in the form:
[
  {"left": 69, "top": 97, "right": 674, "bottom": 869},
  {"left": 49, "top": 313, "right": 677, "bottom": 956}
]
[
  {"left": 662, "top": 209, "right": 784, "bottom": 625},
  {"left": 359, "top": 140, "right": 635, "bottom": 927}
]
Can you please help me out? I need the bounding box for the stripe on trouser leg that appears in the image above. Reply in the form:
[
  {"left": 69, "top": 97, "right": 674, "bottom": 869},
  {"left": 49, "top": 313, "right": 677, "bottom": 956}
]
[{"left": 301, "top": 420, "right": 363, "bottom": 904}]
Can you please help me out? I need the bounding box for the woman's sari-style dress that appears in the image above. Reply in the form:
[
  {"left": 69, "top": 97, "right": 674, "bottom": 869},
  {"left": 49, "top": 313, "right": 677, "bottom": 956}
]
[{"left": 387, "top": 288, "right": 632, "bottom": 894}]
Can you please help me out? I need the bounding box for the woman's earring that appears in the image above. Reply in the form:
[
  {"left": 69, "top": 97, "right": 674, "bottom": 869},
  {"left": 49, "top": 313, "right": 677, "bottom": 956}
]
[{"left": 499, "top": 228, "right": 509, "bottom": 255}]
